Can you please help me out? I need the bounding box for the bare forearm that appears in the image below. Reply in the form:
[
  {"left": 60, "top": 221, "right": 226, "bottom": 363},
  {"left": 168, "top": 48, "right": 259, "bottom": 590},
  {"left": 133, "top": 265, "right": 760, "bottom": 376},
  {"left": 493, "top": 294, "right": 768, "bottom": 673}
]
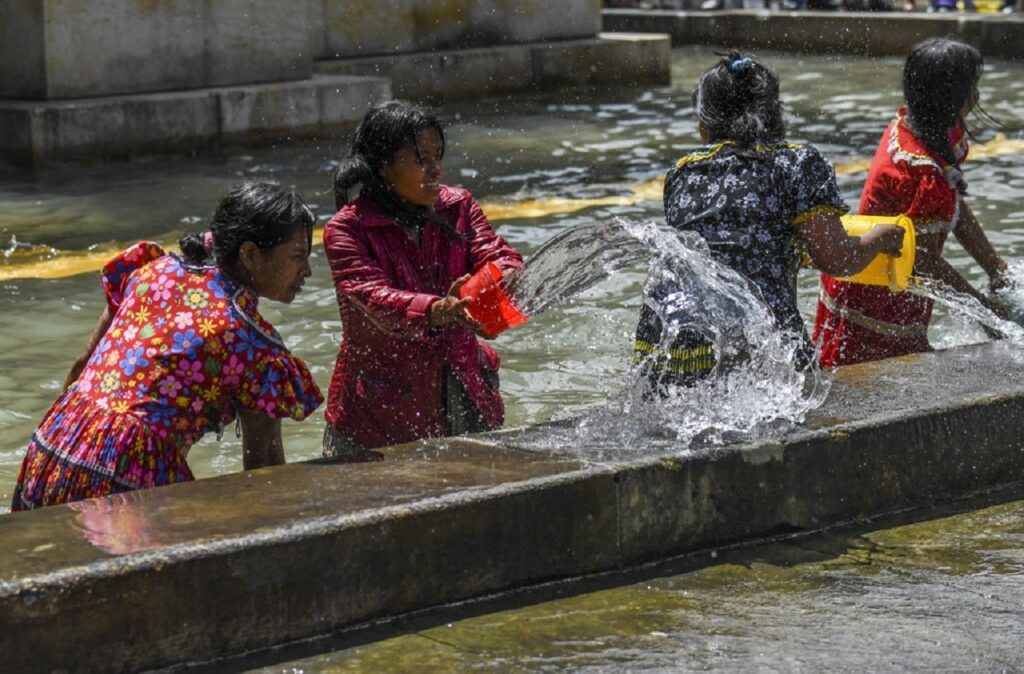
[
  {"left": 239, "top": 411, "right": 285, "bottom": 469},
  {"left": 954, "top": 202, "right": 1007, "bottom": 280},
  {"left": 916, "top": 250, "right": 986, "bottom": 301},
  {"left": 814, "top": 235, "right": 886, "bottom": 277},
  {"left": 797, "top": 213, "right": 904, "bottom": 277}
]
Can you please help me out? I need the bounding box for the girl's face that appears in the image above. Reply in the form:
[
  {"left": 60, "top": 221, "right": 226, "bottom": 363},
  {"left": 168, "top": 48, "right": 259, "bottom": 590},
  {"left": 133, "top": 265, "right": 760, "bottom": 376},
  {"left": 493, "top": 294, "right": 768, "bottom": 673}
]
[
  {"left": 240, "top": 226, "right": 312, "bottom": 304},
  {"left": 960, "top": 85, "right": 980, "bottom": 119},
  {"left": 379, "top": 128, "right": 443, "bottom": 207}
]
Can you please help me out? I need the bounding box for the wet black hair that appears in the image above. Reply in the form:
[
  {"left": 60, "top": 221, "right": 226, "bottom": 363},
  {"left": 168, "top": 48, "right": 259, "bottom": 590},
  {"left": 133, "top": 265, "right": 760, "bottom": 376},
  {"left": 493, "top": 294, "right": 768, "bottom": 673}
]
[
  {"left": 902, "top": 37, "right": 984, "bottom": 168},
  {"left": 179, "top": 182, "right": 315, "bottom": 268},
  {"left": 332, "top": 99, "right": 447, "bottom": 209},
  {"left": 691, "top": 51, "right": 785, "bottom": 149}
]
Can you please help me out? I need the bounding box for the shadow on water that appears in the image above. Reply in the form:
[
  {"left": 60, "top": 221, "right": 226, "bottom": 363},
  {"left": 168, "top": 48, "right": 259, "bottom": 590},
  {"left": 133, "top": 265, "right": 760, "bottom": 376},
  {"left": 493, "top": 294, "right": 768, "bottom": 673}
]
[{"left": 178, "top": 484, "right": 1024, "bottom": 674}]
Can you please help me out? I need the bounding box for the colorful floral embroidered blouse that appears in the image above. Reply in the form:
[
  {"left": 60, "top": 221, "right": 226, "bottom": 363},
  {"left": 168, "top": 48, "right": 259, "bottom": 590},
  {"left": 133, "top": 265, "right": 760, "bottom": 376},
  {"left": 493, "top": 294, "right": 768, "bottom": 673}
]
[{"left": 11, "top": 242, "right": 322, "bottom": 510}]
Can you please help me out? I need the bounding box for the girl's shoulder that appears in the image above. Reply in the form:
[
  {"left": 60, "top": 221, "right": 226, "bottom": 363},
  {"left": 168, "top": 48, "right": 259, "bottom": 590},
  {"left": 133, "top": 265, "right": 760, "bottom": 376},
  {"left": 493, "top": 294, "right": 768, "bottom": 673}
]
[
  {"left": 887, "top": 108, "right": 967, "bottom": 168},
  {"left": 226, "top": 285, "right": 288, "bottom": 354},
  {"left": 672, "top": 140, "right": 811, "bottom": 170}
]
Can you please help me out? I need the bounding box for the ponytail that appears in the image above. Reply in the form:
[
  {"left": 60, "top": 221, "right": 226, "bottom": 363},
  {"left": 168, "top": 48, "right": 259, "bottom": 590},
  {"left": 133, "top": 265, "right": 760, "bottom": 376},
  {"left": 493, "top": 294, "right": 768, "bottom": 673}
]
[
  {"left": 333, "top": 155, "right": 375, "bottom": 210},
  {"left": 178, "top": 232, "right": 210, "bottom": 265}
]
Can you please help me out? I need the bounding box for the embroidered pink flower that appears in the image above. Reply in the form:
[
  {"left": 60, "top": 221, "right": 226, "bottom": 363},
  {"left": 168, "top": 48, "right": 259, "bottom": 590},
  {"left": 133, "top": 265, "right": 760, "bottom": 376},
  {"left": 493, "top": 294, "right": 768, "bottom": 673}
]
[
  {"left": 173, "top": 311, "right": 194, "bottom": 330},
  {"left": 158, "top": 377, "right": 182, "bottom": 398},
  {"left": 152, "top": 275, "right": 176, "bottom": 302},
  {"left": 221, "top": 354, "right": 244, "bottom": 387},
  {"left": 176, "top": 359, "right": 205, "bottom": 385}
]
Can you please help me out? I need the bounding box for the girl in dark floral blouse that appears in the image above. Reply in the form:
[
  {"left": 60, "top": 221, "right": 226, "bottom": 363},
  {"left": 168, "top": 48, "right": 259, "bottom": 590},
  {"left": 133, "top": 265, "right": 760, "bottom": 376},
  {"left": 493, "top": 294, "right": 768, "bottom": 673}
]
[{"left": 634, "top": 52, "right": 905, "bottom": 389}]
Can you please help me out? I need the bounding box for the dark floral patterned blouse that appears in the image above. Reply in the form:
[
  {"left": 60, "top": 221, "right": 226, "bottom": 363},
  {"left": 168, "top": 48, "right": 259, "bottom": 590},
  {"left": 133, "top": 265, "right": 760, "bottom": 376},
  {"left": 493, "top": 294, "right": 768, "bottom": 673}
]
[{"left": 634, "top": 140, "right": 848, "bottom": 384}]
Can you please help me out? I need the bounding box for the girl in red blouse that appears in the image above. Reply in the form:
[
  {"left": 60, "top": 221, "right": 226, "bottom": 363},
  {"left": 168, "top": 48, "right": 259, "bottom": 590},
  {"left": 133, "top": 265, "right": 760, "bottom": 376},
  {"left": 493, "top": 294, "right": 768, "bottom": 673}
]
[{"left": 813, "top": 38, "right": 1010, "bottom": 368}]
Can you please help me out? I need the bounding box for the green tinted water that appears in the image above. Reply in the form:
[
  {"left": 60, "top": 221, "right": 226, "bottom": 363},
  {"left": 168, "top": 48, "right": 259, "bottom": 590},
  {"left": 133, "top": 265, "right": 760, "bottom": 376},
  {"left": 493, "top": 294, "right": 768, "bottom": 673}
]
[{"left": 1, "top": 46, "right": 1023, "bottom": 498}]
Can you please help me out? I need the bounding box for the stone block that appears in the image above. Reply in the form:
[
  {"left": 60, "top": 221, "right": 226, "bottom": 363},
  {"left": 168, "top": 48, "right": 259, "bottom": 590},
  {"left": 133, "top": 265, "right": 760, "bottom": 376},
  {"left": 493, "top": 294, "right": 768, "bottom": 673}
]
[
  {"left": 322, "top": 0, "right": 602, "bottom": 59},
  {"left": 0, "top": 75, "right": 390, "bottom": 166},
  {"left": 0, "top": 0, "right": 315, "bottom": 100},
  {"left": 532, "top": 33, "right": 671, "bottom": 88},
  {"left": 316, "top": 34, "right": 671, "bottom": 102}
]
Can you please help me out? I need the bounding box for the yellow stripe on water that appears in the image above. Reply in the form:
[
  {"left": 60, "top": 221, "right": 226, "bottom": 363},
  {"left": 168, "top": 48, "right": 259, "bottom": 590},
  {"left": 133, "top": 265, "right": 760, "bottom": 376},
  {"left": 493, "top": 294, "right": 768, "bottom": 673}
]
[{"left": 3, "top": 134, "right": 1022, "bottom": 282}]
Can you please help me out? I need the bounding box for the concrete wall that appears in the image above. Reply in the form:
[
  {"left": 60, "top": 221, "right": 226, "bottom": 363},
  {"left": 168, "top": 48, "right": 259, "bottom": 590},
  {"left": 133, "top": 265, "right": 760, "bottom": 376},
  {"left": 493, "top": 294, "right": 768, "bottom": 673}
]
[
  {"left": 321, "top": 0, "right": 603, "bottom": 58},
  {"left": 317, "top": 33, "right": 671, "bottom": 101},
  {"left": 5, "top": 342, "right": 1024, "bottom": 672},
  {"left": 603, "top": 9, "right": 1024, "bottom": 61},
  {"left": 0, "top": 0, "right": 316, "bottom": 100}
]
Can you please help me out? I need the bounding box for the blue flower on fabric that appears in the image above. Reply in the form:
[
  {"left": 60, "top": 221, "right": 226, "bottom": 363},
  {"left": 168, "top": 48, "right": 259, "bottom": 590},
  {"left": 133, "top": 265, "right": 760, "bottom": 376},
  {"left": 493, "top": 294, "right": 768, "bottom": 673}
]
[
  {"left": 207, "top": 277, "right": 228, "bottom": 300},
  {"left": 259, "top": 367, "right": 282, "bottom": 399},
  {"left": 98, "top": 434, "right": 119, "bottom": 465},
  {"left": 119, "top": 347, "right": 149, "bottom": 377},
  {"left": 234, "top": 327, "right": 267, "bottom": 361},
  {"left": 89, "top": 339, "right": 112, "bottom": 366},
  {"left": 172, "top": 329, "right": 203, "bottom": 359}
]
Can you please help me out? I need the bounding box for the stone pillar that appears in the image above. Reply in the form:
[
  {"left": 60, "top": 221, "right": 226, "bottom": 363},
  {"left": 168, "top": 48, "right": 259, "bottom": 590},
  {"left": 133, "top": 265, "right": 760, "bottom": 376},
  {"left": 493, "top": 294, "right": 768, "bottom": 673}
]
[{"left": 0, "top": 0, "right": 316, "bottom": 100}]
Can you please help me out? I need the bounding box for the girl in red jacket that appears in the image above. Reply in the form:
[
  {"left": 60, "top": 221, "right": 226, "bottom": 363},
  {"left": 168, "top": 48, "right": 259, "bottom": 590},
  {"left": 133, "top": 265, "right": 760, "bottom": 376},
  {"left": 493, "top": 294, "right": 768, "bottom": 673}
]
[
  {"left": 813, "top": 38, "right": 1010, "bottom": 367},
  {"left": 322, "top": 101, "right": 523, "bottom": 456}
]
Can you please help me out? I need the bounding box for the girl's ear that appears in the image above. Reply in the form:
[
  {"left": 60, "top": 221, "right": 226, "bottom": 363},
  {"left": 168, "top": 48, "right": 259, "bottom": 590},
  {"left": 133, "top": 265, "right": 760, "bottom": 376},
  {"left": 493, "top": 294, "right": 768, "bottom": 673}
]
[
  {"left": 237, "top": 241, "right": 262, "bottom": 273},
  {"left": 698, "top": 120, "right": 711, "bottom": 143}
]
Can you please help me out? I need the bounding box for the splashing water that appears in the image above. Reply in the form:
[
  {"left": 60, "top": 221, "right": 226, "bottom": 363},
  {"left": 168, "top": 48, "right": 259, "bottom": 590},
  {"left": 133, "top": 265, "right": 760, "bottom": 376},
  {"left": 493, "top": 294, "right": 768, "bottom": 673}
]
[
  {"left": 500, "top": 218, "right": 830, "bottom": 459},
  {"left": 909, "top": 272, "right": 1024, "bottom": 353}
]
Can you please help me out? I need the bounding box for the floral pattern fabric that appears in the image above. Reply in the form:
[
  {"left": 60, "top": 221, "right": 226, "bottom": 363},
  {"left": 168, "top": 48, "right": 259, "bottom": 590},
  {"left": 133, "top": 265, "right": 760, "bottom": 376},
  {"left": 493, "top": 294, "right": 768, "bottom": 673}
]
[
  {"left": 635, "top": 141, "right": 848, "bottom": 383},
  {"left": 12, "top": 242, "right": 322, "bottom": 510}
]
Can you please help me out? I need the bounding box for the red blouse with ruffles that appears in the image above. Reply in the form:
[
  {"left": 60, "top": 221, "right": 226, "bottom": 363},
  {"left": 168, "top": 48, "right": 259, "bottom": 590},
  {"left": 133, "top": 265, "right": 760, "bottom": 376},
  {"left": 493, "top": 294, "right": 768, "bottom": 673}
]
[{"left": 813, "top": 108, "right": 968, "bottom": 367}]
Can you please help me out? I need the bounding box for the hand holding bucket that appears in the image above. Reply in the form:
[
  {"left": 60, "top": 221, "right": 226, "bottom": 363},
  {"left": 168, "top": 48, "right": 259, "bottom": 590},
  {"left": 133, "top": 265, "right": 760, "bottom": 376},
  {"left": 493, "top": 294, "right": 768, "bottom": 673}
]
[
  {"left": 457, "top": 262, "right": 528, "bottom": 338},
  {"left": 835, "top": 214, "right": 916, "bottom": 291}
]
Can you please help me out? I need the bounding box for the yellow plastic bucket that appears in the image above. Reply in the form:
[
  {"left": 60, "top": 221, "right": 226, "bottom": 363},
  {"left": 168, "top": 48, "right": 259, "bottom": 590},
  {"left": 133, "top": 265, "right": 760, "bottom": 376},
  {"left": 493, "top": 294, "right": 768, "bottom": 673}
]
[{"left": 835, "top": 214, "right": 916, "bottom": 291}]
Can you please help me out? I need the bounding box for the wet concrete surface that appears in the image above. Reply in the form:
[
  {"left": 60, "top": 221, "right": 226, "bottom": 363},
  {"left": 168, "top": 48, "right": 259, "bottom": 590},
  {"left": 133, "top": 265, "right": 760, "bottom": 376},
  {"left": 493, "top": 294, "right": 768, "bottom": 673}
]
[{"left": 4, "top": 341, "right": 1024, "bottom": 672}]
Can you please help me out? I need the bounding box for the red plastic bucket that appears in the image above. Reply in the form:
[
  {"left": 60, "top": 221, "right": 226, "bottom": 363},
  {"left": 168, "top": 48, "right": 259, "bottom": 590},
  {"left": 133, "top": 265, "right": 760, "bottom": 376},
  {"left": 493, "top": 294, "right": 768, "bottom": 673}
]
[{"left": 458, "top": 262, "right": 527, "bottom": 338}]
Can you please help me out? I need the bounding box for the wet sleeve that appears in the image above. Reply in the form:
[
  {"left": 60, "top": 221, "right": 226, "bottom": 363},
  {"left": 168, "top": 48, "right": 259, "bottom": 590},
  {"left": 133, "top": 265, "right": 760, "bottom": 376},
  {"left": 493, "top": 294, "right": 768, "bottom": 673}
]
[
  {"left": 464, "top": 197, "right": 523, "bottom": 275},
  {"left": 100, "top": 241, "right": 165, "bottom": 313},
  {"left": 235, "top": 351, "right": 324, "bottom": 421},
  {"left": 323, "top": 218, "right": 440, "bottom": 340},
  {"left": 905, "top": 169, "right": 958, "bottom": 229},
  {"left": 791, "top": 147, "right": 849, "bottom": 225}
]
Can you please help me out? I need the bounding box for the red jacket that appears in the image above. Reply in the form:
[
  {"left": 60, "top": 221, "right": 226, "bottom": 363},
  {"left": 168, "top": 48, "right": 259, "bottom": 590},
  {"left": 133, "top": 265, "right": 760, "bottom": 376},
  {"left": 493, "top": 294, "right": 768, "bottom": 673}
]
[{"left": 323, "top": 185, "right": 522, "bottom": 449}]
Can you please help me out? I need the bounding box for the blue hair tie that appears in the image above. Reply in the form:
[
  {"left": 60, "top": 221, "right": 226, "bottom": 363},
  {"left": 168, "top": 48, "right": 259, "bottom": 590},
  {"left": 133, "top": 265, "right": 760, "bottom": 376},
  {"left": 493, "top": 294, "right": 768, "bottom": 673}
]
[{"left": 729, "top": 57, "right": 754, "bottom": 73}]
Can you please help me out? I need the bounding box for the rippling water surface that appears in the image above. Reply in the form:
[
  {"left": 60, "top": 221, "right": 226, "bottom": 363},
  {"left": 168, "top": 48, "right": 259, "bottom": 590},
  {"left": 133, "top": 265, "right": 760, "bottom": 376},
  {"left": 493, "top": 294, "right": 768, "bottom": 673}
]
[{"left": 2, "top": 44, "right": 1024, "bottom": 671}]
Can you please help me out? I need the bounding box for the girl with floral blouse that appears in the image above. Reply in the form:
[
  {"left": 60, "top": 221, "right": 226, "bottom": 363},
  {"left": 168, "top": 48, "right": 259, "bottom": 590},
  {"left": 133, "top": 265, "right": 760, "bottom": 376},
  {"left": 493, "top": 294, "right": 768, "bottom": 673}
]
[{"left": 12, "top": 182, "right": 323, "bottom": 510}]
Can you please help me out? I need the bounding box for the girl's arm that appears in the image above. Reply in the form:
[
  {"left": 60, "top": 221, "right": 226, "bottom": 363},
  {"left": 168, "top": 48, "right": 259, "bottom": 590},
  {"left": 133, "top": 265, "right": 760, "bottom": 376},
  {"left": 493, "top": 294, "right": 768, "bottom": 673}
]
[
  {"left": 914, "top": 231, "right": 1008, "bottom": 318},
  {"left": 953, "top": 200, "right": 1009, "bottom": 289},
  {"left": 239, "top": 410, "right": 285, "bottom": 469},
  {"left": 797, "top": 211, "right": 905, "bottom": 277},
  {"left": 324, "top": 221, "right": 440, "bottom": 340},
  {"left": 64, "top": 306, "right": 113, "bottom": 389}
]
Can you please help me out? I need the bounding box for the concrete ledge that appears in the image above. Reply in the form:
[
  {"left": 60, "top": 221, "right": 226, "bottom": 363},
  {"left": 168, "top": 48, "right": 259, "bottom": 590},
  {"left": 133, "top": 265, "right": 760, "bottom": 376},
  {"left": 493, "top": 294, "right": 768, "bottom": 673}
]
[
  {"left": 603, "top": 9, "right": 1024, "bottom": 61},
  {"left": 4, "top": 341, "right": 1024, "bottom": 671},
  {"left": 315, "top": 33, "right": 672, "bottom": 101},
  {"left": 0, "top": 74, "right": 391, "bottom": 167}
]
